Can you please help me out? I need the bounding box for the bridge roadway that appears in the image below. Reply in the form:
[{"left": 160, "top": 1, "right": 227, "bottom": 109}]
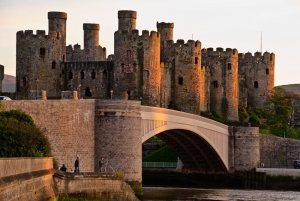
[{"left": 141, "top": 106, "right": 229, "bottom": 172}]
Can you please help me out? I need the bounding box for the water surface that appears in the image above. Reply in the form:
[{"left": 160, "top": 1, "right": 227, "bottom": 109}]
[{"left": 142, "top": 187, "right": 300, "bottom": 201}]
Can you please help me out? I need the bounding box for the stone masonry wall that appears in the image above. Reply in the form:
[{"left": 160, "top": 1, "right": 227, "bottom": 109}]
[
  {"left": 0, "top": 157, "right": 53, "bottom": 178},
  {"left": 260, "top": 134, "right": 300, "bottom": 168},
  {"left": 0, "top": 158, "right": 55, "bottom": 201},
  {"left": 53, "top": 172, "right": 139, "bottom": 201},
  {"left": 3, "top": 100, "right": 95, "bottom": 172},
  {"left": 94, "top": 100, "right": 142, "bottom": 183},
  {"left": 232, "top": 127, "right": 260, "bottom": 171}
]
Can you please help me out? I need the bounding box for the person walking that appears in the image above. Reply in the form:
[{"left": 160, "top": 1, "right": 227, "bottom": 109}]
[
  {"left": 99, "top": 157, "right": 104, "bottom": 172},
  {"left": 74, "top": 157, "right": 80, "bottom": 173}
]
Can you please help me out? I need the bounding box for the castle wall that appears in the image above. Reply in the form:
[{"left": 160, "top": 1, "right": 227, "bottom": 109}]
[
  {"left": 172, "top": 40, "right": 202, "bottom": 114},
  {"left": 202, "top": 48, "right": 239, "bottom": 121},
  {"left": 139, "top": 31, "right": 161, "bottom": 106},
  {"left": 239, "top": 52, "right": 275, "bottom": 109},
  {"left": 61, "top": 61, "right": 113, "bottom": 99},
  {"left": 94, "top": 100, "right": 142, "bottom": 183},
  {"left": 3, "top": 100, "right": 95, "bottom": 172},
  {"left": 16, "top": 12, "right": 67, "bottom": 98},
  {"left": 161, "top": 62, "right": 172, "bottom": 108},
  {"left": 114, "top": 29, "right": 141, "bottom": 100}
]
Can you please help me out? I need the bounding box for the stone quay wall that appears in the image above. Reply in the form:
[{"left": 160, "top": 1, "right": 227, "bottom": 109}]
[
  {"left": 53, "top": 172, "right": 139, "bottom": 201},
  {"left": 0, "top": 158, "right": 55, "bottom": 201},
  {"left": 3, "top": 100, "right": 96, "bottom": 172},
  {"left": 0, "top": 157, "right": 53, "bottom": 178}
]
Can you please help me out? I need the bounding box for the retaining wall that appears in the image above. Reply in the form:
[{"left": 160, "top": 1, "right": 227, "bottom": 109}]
[{"left": 0, "top": 158, "right": 55, "bottom": 201}]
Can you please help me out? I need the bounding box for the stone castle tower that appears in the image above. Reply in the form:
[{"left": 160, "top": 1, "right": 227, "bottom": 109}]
[
  {"left": 238, "top": 52, "right": 275, "bottom": 109},
  {"left": 15, "top": 10, "right": 275, "bottom": 121},
  {"left": 202, "top": 48, "right": 239, "bottom": 121}
]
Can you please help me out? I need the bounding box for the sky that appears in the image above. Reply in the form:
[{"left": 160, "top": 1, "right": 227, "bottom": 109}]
[{"left": 0, "top": 0, "right": 300, "bottom": 86}]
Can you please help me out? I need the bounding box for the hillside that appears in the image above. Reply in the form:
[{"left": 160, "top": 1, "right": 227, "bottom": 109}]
[
  {"left": 2, "top": 74, "right": 15, "bottom": 92},
  {"left": 277, "top": 84, "right": 300, "bottom": 94}
]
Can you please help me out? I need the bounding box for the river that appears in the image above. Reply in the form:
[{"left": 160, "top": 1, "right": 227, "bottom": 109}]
[{"left": 141, "top": 187, "right": 300, "bottom": 201}]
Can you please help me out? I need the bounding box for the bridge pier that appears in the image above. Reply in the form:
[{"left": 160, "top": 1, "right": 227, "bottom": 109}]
[
  {"left": 94, "top": 100, "right": 142, "bottom": 192},
  {"left": 229, "top": 126, "right": 260, "bottom": 172}
]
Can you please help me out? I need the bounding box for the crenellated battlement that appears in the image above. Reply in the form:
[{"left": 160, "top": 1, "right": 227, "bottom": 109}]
[
  {"left": 118, "top": 10, "right": 137, "bottom": 19},
  {"left": 202, "top": 47, "right": 238, "bottom": 58},
  {"left": 157, "top": 22, "right": 174, "bottom": 28},
  {"left": 115, "top": 29, "right": 139, "bottom": 36},
  {"left": 238, "top": 51, "right": 275, "bottom": 63},
  {"left": 48, "top": 11, "right": 67, "bottom": 19},
  {"left": 83, "top": 23, "right": 99, "bottom": 30},
  {"left": 16, "top": 30, "right": 60, "bottom": 40}
]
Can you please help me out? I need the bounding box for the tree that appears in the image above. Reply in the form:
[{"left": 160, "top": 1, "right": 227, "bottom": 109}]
[
  {"left": 263, "top": 87, "right": 292, "bottom": 128},
  {"left": 0, "top": 110, "right": 51, "bottom": 157}
]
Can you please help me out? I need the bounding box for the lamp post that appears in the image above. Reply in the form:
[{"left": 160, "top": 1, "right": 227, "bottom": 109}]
[
  {"left": 77, "top": 84, "right": 81, "bottom": 99},
  {"left": 110, "top": 89, "right": 113, "bottom": 99},
  {"left": 35, "top": 78, "right": 39, "bottom": 100}
]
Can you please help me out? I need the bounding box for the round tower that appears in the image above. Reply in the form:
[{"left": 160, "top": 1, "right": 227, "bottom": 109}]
[
  {"left": 48, "top": 12, "right": 67, "bottom": 47},
  {"left": 156, "top": 22, "right": 174, "bottom": 42},
  {"left": 203, "top": 47, "right": 239, "bottom": 121},
  {"left": 172, "top": 39, "right": 202, "bottom": 115},
  {"left": 118, "top": 10, "right": 137, "bottom": 31},
  {"left": 83, "top": 23, "right": 100, "bottom": 49}
]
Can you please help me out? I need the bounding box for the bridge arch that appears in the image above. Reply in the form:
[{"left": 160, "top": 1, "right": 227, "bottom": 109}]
[{"left": 141, "top": 106, "right": 229, "bottom": 172}]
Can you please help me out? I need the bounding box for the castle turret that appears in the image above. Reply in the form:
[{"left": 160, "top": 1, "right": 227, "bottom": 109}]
[
  {"left": 238, "top": 51, "right": 275, "bottom": 109},
  {"left": 157, "top": 22, "right": 174, "bottom": 42},
  {"left": 48, "top": 11, "right": 67, "bottom": 56},
  {"left": 202, "top": 47, "right": 239, "bottom": 121},
  {"left": 83, "top": 23, "right": 100, "bottom": 49},
  {"left": 166, "top": 39, "right": 202, "bottom": 114},
  {"left": 118, "top": 11, "right": 137, "bottom": 31}
]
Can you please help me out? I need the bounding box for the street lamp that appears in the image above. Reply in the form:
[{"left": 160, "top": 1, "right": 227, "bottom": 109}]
[
  {"left": 110, "top": 89, "right": 113, "bottom": 99},
  {"left": 35, "top": 78, "right": 39, "bottom": 100},
  {"left": 77, "top": 84, "right": 81, "bottom": 99}
]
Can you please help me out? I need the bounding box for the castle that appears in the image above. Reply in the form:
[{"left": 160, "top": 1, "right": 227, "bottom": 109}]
[{"left": 16, "top": 10, "right": 275, "bottom": 121}]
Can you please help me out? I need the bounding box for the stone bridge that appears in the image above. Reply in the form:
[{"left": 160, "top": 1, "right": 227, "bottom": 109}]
[
  {"left": 3, "top": 99, "right": 261, "bottom": 188},
  {"left": 141, "top": 106, "right": 229, "bottom": 172}
]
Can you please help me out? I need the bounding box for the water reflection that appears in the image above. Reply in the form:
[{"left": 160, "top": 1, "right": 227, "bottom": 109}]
[{"left": 142, "top": 187, "right": 300, "bottom": 201}]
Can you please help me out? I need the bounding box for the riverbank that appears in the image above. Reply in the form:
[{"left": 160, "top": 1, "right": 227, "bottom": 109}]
[{"left": 143, "top": 170, "right": 300, "bottom": 191}]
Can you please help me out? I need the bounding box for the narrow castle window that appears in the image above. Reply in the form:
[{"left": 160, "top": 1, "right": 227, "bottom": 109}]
[
  {"left": 266, "top": 68, "right": 269, "bottom": 75},
  {"left": 133, "top": 63, "right": 137, "bottom": 72},
  {"left": 91, "top": 69, "right": 96, "bottom": 79},
  {"left": 63, "top": 55, "right": 65, "bottom": 61},
  {"left": 22, "top": 77, "right": 27, "bottom": 86},
  {"left": 80, "top": 70, "right": 84, "bottom": 80},
  {"left": 121, "top": 63, "right": 125, "bottom": 73},
  {"left": 227, "top": 63, "right": 232, "bottom": 70},
  {"left": 254, "top": 81, "right": 258, "bottom": 88},
  {"left": 144, "top": 70, "right": 150, "bottom": 78},
  {"left": 40, "top": 48, "right": 45, "bottom": 58},
  {"left": 213, "top": 80, "right": 218, "bottom": 88},
  {"left": 62, "top": 69, "right": 64, "bottom": 74},
  {"left": 103, "top": 69, "right": 107, "bottom": 79},
  {"left": 68, "top": 70, "right": 73, "bottom": 80},
  {"left": 127, "top": 90, "right": 131, "bottom": 100},
  {"left": 178, "top": 77, "right": 183, "bottom": 85},
  {"left": 195, "top": 57, "right": 198, "bottom": 64},
  {"left": 127, "top": 50, "right": 132, "bottom": 58},
  {"left": 52, "top": 61, "right": 56, "bottom": 69},
  {"left": 85, "top": 87, "right": 92, "bottom": 97}
]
